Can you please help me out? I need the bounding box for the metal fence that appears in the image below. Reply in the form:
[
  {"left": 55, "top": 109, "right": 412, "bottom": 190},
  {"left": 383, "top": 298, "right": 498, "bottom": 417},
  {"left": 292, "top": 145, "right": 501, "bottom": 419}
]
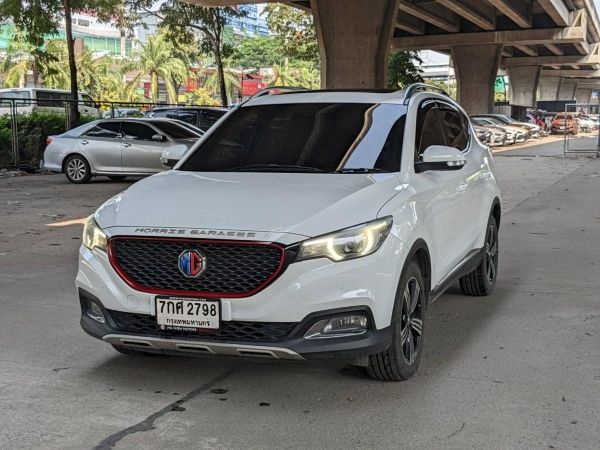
[
  {"left": 562, "top": 100, "right": 600, "bottom": 157},
  {"left": 0, "top": 98, "right": 224, "bottom": 169}
]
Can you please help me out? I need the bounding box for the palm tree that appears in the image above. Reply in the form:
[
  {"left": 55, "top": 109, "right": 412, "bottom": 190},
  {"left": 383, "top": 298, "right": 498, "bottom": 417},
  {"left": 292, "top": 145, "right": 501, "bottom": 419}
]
[
  {"left": 203, "top": 67, "right": 239, "bottom": 104},
  {"left": 124, "top": 33, "right": 193, "bottom": 104},
  {"left": 1, "top": 31, "right": 45, "bottom": 87}
]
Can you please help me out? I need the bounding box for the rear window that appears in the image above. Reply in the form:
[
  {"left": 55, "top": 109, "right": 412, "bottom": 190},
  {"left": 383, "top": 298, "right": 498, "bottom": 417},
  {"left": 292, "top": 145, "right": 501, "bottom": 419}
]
[
  {"left": 555, "top": 114, "right": 573, "bottom": 120},
  {"left": 151, "top": 121, "right": 198, "bottom": 139},
  {"left": 180, "top": 103, "right": 406, "bottom": 173}
]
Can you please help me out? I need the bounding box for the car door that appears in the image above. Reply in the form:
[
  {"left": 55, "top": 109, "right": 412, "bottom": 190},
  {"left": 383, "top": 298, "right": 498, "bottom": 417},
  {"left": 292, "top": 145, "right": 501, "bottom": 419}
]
[
  {"left": 409, "top": 100, "right": 473, "bottom": 283},
  {"left": 120, "top": 121, "right": 167, "bottom": 173},
  {"left": 77, "top": 121, "right": 123, "bottom": 173}
]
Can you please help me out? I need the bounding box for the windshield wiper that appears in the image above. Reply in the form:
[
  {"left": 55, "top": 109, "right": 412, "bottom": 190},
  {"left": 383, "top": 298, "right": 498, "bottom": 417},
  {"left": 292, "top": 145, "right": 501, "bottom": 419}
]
[
  {"left": 335, "top": 168, "right": 392, "bottom": 174},
  {"left": 219, "top": 164, "right": 325, "bottom": 173}
]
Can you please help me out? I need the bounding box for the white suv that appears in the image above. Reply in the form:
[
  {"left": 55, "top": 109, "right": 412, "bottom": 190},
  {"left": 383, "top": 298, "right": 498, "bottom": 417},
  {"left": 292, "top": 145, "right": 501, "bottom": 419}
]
[{"left": 77, "top": 85, "right": 501, "bottom": 381}]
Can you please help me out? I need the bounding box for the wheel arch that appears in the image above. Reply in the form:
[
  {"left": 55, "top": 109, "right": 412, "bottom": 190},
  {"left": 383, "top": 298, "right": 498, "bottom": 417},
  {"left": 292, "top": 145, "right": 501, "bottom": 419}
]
[
  {"left": 62, "top": 152, "right": 89, "bottom": 173},
  {"left": 491, "top": 197, "right": 501, "bottom": 229},
  {"left": 404, "top": 239, "right": 432, "bottom": 304}
]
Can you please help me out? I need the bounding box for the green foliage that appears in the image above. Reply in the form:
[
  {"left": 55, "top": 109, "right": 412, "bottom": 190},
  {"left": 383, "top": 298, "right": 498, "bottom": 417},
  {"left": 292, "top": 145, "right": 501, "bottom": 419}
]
[
  {"left": 0, "top": 111, "right": 95, "bottom": 167},
  {"left": 426, "top": 80, "right": 457, "bottom": 100},
  {"left": 263, "top": 4, "right": 318, "bottom": 63},
  {"left": 388, "top": 51, "right": 423, "bottom": 89},
  {"left": 231, "top": 36, "right": 284, "bottom": 70},
  {"left": 186, "top": 87, "right": 219, "bottom": 106},
  {"left": 269, "top": 60, "right": 320, "bottom": 89}
]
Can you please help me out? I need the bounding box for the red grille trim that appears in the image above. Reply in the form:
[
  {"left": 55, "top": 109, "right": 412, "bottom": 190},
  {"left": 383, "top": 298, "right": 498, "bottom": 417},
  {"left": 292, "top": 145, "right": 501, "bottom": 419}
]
[{"left": 107, "top": 236, "right": 287, "bottom": 299}]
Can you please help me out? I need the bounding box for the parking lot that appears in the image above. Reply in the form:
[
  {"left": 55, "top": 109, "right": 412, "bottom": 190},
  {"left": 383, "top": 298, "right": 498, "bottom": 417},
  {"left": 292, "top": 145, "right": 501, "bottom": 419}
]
[{"left": 1, "top": 142, "right": 599, "bottom": 449}]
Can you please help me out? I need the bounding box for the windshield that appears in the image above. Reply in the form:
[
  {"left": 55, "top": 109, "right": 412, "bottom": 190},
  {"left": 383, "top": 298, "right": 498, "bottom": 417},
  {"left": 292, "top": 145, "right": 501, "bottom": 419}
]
[
  {"left": 179, "top": 103, "right": 406, "bottom": 173},
  {"left": 151, "top": 121, "right": 200, "bottom": 139},
  {"left": 0, "top": 90, "right": 31, "bottom": 107}
]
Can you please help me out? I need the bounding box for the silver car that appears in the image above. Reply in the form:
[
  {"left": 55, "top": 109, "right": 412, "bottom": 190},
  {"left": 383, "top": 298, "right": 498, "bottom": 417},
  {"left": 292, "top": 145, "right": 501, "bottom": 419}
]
[{"left": 43, "top": 118, "right": 201, "bottom": 183}]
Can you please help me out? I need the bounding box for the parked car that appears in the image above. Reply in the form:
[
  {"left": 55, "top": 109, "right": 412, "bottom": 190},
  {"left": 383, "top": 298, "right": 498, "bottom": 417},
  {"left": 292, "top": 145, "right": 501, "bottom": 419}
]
[
  {"left": 551, "top": 113, "right": 579, "bottom": 135},
  {"left": 0, "top": 88, "right": 100, "bottom": 117},
  {"left": 77, "top": 85, "right": 501, "bottom": 382},
  {"left": 578, "top": 115, "right": 596, "bottom": 133},
  {"left": 471, "top": 117, "right": 524, "bottom": 143},
  {"left": 472, "top": 114, "right": 541, "bottom": 139},
  {"left": 44, "top": 118, "right": 201, "bottom": 183},
  {"left": 102, "top": 108, "right": 144, "bottom": 118},
  {"left": 474, "top": 125, "right": 492, "bottom": 145},
  {"left": 145, "top": 106, "right": 229, "bottom": 131}
]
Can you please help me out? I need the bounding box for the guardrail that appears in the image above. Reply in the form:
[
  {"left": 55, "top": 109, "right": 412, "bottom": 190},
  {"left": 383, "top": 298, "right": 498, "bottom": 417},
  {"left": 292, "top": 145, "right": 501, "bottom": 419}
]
[{"left": 0, "top": 98, "right": 225, "bottom": 169}]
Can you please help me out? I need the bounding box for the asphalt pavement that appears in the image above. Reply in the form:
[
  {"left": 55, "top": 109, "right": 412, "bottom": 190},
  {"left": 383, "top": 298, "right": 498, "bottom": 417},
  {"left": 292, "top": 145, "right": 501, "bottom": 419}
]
[{"left": 0, "top": 146, "right": 599, "bottom": 449}]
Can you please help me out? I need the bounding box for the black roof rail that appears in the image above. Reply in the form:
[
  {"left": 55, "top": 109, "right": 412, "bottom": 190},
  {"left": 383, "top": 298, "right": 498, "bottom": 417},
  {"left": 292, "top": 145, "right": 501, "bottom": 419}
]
[
  {"left": 244, "top": 86, "right": 309, "bottom": 104},
  {"left": 403, "top": 83, "right": 449, "bottom": 105}
]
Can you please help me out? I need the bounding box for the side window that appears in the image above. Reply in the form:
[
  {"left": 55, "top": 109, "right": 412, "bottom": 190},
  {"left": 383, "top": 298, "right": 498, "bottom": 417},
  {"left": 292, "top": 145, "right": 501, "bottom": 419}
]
[
  {"left": 374, "top": 116, "right": 405, "bottom": 171},
  {"left": 177, "top": 111, "right": 198, "bottom": 125},
  {"left": 83, "top": 121, "right": 121, "bottom": 138},
  {"left": 438, "top": 106, "right": 469, "bottom": 151},
  {"left": 81, "top": 94, "right": 96, "bottom": 108},
  {"left": 121, "top": 122, "right": 157, "bottom": 141},
  {"left": 151, "top": 110, "right": 178, "bottom": 120},
  {"left": 199, "top": 109, "right": 226, "bottom": 131},
  {"left": 416, "top": 101, "right": 445, "bottom": 160}
]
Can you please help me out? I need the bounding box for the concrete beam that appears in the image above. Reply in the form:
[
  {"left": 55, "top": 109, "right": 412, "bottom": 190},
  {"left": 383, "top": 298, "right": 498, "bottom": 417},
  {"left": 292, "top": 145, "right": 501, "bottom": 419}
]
[
  {"left": 557, "top": 78, "right": 578, "bottom": 101},
  {"left": 537, "top": 0, "right": 570, "bottom": 26},
  {"left": 541, "top": 69, "right": 600, "bottom": 77},
  {"left": 503, "top": 46, "right": 600, "bottom": 67},
  {"left": 313, "top": 0, "right": 400, "bottom": 89},
  {"left": 397, "top": 0, "right": 458, "bottom": 33},
  {"left": 514, "top": 45, "right": 539, "bottom": 56},
  {"left": 452, "top": 44, "right": 502, "bottom": 114},
  {"left": 508, "top": 65, "right": 542, "bottom": 107},
  {"left": 393, "top": 18, "right": 587, "bottom": 50},
  {"left": 538, "top": 76, "right": 562, "bottom": 101},
  {"left": 486, "top": 0, "right": 532, "bottom": 28},
  {"left": 396, "top": 13, "right": 426, "bottom": 35},
  {"left": 434, "top": 0, "right": 495, "bottom": 30},
  {"left": 575, "top": 87, "right": 593, "bottom": 103},
  {"left": 544, "top": 43, "right": 564, "bottom": 56}
]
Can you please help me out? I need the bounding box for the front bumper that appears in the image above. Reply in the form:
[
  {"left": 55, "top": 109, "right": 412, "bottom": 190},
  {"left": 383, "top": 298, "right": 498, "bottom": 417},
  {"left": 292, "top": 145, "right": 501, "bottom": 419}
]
[{"left": 80, "top": 289, "right": 393, "bottom": 360}]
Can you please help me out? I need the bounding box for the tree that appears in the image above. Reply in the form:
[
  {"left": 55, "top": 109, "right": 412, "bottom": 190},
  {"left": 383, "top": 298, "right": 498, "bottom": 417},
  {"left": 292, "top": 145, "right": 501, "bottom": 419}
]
[
  {"left": 388, "top": 51, "right": 423, "bottom": 89},
  {"left": 263, "top": 4, "right": 318, "bottom": 63},
  {"left": 203, "top": 67, "right": 239, "bottom": 105},
  {"left": 0, "top": 31, "right": 46, "bottom": 88},
  {"left": 124, "top": 32, "right": 191, "bottom": 103},
  {"left": 0, "top": 0, "right": 121, "bottom": 126},
  {"left": 231, "top": 36, "right": 284, "bottom": 70},
  {"left": 269, "top": 60, "right": 319, "bottom": 89}
]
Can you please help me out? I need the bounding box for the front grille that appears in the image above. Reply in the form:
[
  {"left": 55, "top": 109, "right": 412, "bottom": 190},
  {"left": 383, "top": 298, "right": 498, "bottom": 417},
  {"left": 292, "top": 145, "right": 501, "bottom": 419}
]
[
  {"left": 108, "top": 309, "right": 297, "bottom": 342},
  {"left": 109, "top": 238, "right": 285, "bottom": 297}
]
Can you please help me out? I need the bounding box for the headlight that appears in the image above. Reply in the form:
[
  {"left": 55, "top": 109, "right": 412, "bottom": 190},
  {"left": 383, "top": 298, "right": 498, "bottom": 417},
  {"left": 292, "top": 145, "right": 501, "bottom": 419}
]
[
  {"left": 297, "top": 217, "right": 393, "bottom": 262},
  {"left": 82, "top": 216, "right": 107, "bottom": 252}
]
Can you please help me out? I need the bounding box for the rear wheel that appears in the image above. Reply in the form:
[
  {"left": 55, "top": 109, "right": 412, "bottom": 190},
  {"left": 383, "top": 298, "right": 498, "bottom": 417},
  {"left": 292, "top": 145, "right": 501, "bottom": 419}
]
[
  {"left": 459, "top": 216, "right": 498, "bottom": 296},
  {"left": 107, "top": 175, "right": 126, "bottom": 181},
  {"left": 366, "top": 261, "right": 425, "bottom": 381},
  {"left": 64, "top": 155, "right": 91, "bottom": 184}
]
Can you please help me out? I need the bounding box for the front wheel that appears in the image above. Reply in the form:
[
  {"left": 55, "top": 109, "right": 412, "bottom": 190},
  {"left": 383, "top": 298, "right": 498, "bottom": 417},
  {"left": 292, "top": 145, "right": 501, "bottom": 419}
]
[
  {"left": 366, "top": 261, "right": 426, "bottom": 381},
  {"left": 459, "top": 216, "right": 499, "bottom": 296}
]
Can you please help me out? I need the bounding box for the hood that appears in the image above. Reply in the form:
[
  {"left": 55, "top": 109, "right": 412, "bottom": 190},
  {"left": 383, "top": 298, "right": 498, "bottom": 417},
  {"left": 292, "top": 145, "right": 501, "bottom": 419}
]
[{"left": 96, "top": 170, "right": 402, "bottom": 240}]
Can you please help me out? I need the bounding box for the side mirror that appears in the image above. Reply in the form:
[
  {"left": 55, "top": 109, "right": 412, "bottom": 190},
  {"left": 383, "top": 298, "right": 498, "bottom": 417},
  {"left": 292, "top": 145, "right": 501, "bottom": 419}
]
[
  {"left": 152, "top": 133, "right": 166, "bottom": 142},
  {"left": 415, "top": 145, "right": 466, "bottom": 173},
  {"left": 160, "top": 144, "right": 188, "bottom": 168}
]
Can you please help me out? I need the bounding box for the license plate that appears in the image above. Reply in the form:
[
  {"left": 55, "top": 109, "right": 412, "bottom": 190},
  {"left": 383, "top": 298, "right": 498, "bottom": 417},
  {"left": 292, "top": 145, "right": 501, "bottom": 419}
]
[{"left": 155, "top": 296, "right": 220, "bottom": 332}]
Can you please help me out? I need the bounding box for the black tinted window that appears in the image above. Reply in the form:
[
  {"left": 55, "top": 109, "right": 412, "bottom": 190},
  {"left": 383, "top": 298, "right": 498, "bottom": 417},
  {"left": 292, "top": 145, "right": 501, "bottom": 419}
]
[
  {"left": 150, "top": 110, "right": 178, "bottom": 120},
  {"left": 181, "top": 103, "right": 405, "bottom": 173},
  {"left": 152, "top": 121, "right": 197, "bottom": 139},
  {"left": 439, "top": 107, "right": 468, "bottom": 150},
  {"left": 83, "top": 121, "right": 121, "bottom": 138},
  {"left": 177, "top": 111, "right": 199, "bottom": 125},
  {"left": 199, "top": 109, "right": 227, "bottom": 131},
  {"left": 121, "top": 122, "right": 156, "bottom": 141},
  {"left": 416, "top": 103, "right": 445, "bottom": 158}
]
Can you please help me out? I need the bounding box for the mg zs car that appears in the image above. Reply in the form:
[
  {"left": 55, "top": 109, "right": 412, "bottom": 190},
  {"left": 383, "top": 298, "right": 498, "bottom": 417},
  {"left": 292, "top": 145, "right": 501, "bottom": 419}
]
[{"left": 78, "top": 85, "right": 501, "bottom": 381}]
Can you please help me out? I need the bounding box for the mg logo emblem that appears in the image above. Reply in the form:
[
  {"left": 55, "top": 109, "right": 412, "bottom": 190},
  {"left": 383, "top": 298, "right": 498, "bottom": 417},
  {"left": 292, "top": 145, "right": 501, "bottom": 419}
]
[{"left": 178, "top": 249, "right": 207, "bottom": 278}]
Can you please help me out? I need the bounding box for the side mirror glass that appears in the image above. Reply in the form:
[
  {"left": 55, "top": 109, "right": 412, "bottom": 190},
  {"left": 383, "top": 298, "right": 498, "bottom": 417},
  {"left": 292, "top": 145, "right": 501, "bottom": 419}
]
[
  {"left": 152, "top": 133, "right": 166, "bottom": 142},
  {"left": 415, "top": 145, "right": 466, "bottom": 173},
  {"left": 160, "top": 144, "right": 188, "bottom": 168}
]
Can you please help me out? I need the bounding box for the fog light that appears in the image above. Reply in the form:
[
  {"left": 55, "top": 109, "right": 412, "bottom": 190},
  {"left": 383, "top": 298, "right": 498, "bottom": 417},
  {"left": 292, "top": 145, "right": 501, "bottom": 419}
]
[
  {"left": 87, "top": 300, "right": 106, "bottom": 323},
  {"left": 304, "top": 314, "right": 368, "bottom": 339}
]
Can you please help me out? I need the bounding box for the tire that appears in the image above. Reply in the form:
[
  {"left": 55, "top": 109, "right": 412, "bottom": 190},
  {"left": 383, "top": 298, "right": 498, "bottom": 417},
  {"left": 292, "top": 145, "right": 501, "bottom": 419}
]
[
  {"left": 64, "top": 155, "right": 92, "bottom": 184},
  {"left": 107, "top": 175, "right": 126, "bottom": 181},
  {"left": 366, "top": 261, "right": 426, "bottom": 381},
  {"left": 459, "top": 215, "right": 499, "bottom": 296}
]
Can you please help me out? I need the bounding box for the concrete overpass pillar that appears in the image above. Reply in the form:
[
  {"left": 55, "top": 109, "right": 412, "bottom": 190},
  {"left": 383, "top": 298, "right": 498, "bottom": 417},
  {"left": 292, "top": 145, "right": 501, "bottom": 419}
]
[
  {"left": 557, "top": 78, "right": 578, "bottom": 101},
  {"left": 537, "top": 77, "right": 561, "bottom": 102},
  {"left": 312, "top": 0, "right": 399, "bottom": 88},
  {"left": 452, "top": 44, "right": 502, "bottom": 114},
  {"left": 575, "top": 88, "right": 592, "bottom": 104},
  {"left": 507, "top": 66, "right": 542, "bottom": 107}
]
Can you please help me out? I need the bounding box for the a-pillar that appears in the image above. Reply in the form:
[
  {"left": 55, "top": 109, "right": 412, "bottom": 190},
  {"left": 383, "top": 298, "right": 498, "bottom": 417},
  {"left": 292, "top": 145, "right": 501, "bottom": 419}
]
[
  {"left": 537, "top": 76, "right": 561, "bottom": 102},
  {"left": 452, "top": 44, "right": 503, "bottom": 114},
  {"left": 312, "top": 0, "right": 400, "bottom": 88},
  {"left": 557, "top": 78, "right": 578, "bottom": 101},
  {"left": 507, "top": 66, "right": 542, "bottom": 107},
  {"left": 575, "top": 87, "right": 592, "bottom": 104}
]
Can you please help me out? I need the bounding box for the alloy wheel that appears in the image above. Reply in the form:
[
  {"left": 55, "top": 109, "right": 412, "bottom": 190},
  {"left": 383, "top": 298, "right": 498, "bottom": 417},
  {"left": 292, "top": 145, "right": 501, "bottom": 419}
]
[
  {"left": 400, "top": 276, "right": 423, "bottom": 365},
  {"left": 67, "top": 158, "right": 87, "bottom": 181},
  {"left": 485, "top": 223, "right": 498, "bottom": 284}
]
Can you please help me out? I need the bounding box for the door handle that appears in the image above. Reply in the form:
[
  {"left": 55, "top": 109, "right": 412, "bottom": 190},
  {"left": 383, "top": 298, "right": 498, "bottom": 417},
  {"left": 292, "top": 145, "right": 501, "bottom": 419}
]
[
  {"left": 80, "top": 140, "right": 88, "bottom": 145},
  {"left": 123, "top": 143, "right": 131, "bottom": 148}
]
